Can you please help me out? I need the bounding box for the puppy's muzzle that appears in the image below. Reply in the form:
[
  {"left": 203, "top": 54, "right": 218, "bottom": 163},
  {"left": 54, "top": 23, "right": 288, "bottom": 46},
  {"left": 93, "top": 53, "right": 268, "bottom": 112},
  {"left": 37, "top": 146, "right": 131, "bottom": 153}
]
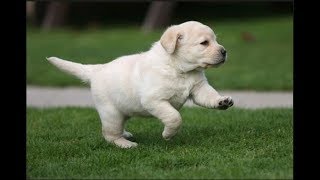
[
  {"left": 219, "top": 48, "right": 227, "bottom": 63},
  {"left": 220, "top": 48, "right": 227, "bottom": 58}
]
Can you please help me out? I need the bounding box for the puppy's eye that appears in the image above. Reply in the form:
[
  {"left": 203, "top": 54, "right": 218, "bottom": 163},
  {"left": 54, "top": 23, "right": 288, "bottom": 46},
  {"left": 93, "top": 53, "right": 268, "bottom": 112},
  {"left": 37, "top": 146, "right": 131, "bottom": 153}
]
[{"left": 200, "top": 40, "right": 209, "bottom": 46}]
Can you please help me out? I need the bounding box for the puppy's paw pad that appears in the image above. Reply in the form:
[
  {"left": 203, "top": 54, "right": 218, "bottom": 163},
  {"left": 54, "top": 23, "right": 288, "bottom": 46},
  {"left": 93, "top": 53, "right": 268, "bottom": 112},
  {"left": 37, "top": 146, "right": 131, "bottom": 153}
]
[
  {"left": 163, "top": 136, "right": 172, "bottom": 141},
  {"left": 122, "top": 131, "right": 133, "bottom": 139},
  {"left": 114, "top": 137, "right": 138, "bottom": 149},
  {"left": 162, "top": 130, "right": 177, "bottom": 141},
  {"left": 217, "top": 96, "right": 234, "bottom": 110}
]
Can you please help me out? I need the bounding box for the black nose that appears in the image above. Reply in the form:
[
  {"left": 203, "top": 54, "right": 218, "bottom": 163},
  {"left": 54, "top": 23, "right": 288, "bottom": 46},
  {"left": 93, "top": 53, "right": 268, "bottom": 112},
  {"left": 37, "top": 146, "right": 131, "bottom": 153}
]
[{"left": 221, "top": 49, "right": 227, "bottom": 57}]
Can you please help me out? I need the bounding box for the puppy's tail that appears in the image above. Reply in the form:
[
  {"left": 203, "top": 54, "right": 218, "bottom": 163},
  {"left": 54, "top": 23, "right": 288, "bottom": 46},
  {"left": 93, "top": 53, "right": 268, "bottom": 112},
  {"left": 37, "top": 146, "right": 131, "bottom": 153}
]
[{"left": 46, "top": 57, "right": 98, "bottom": 83}]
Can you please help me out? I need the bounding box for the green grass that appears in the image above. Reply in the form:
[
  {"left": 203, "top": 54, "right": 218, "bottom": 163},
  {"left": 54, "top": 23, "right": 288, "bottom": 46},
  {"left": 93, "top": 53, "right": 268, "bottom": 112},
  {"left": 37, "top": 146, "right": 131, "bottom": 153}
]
[
  {"left": 27, "top": 107, "right": 293, "bottom": 179},
  {"left": 27, "top": 16, "right": 293, "bottom": 90}
]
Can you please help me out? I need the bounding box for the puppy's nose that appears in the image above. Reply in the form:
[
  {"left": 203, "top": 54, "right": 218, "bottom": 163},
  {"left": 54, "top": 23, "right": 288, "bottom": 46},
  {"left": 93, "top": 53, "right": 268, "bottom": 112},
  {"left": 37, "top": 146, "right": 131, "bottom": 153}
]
[{"left": 220, "top": 48, "right": 227, "bottom": 57}]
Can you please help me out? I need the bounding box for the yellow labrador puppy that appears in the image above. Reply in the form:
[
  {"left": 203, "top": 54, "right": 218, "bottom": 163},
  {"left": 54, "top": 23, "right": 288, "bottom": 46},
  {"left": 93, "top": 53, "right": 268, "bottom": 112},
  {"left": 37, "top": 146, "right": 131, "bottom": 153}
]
[{"left": 47, "top": 21, "right": 233, "bottom": 148}]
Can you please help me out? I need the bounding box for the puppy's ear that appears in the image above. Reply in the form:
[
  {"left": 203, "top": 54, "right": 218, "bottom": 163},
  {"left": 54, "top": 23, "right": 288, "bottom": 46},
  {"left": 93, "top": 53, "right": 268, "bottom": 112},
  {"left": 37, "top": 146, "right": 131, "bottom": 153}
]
[{"left": 160, "top": 25, "right": 181, "bottom": 54}]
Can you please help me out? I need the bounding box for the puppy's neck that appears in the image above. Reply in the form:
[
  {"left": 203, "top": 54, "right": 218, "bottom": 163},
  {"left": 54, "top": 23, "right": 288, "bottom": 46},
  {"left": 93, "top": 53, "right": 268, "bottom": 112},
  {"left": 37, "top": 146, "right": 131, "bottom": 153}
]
[{"left": 150, "top": 42, "right": 202, "bottom": 74}]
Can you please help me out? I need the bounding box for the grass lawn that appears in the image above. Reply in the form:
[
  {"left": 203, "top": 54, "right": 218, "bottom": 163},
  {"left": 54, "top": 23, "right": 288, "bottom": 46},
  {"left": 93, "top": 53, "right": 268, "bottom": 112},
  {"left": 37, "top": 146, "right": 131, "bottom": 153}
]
[
  {"left": 27, "top": 16, "right": 292, "bottom": 90},
  {"left": 27, "top": 107, "right": 293, "bottom": 179}
]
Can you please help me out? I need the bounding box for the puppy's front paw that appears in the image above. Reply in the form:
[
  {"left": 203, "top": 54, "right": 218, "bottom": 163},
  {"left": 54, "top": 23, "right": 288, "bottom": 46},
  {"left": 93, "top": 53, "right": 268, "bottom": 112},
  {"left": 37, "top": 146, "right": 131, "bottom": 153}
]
[
  {"left": 216, "top": 96, "right": 234, "bottom": 110},
  {"left": 162, "top": 128, "right": 178, "bottom": 141}
]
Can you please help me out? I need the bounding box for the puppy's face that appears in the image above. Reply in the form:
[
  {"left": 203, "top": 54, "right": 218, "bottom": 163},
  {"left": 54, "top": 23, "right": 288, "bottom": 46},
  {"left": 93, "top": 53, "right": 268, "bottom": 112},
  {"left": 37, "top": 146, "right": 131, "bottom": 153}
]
[{"left": 160, "top": 21, "right": 227, "bottom": 71}]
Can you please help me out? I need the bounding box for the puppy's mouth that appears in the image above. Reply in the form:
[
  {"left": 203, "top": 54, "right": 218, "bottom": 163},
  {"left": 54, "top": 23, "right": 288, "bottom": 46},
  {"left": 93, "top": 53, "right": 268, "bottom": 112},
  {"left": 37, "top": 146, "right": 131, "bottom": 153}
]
[{"left": 203, "top": 59, "right": 225, "bottom": 68}]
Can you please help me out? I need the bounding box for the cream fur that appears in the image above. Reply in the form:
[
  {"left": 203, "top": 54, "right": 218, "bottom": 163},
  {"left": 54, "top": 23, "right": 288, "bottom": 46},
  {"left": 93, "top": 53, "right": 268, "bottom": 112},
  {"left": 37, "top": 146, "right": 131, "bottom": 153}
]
[{"left": 47, "top": 21, "right": 234, "bottom": 148}]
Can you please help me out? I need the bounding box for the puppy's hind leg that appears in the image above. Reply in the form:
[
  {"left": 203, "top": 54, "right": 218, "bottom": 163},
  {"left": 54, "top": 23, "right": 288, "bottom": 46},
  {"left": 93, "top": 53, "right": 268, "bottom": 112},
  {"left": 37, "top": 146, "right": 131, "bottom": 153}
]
[
  {"left": 123, "top": 130, "right": 133, "bottom": 139},
  {"left": 95, "top": 104, "right": 137, "bottom": 148},
  {"left": 120, "top": 117, "right": 134, "bottom": 139}
]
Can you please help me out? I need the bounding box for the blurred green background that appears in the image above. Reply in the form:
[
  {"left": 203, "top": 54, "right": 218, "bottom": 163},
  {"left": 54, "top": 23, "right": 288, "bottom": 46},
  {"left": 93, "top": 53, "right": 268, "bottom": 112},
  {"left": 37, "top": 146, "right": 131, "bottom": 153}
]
[{"left": 27, "top": 2, "right": 293, "bottom": 90}]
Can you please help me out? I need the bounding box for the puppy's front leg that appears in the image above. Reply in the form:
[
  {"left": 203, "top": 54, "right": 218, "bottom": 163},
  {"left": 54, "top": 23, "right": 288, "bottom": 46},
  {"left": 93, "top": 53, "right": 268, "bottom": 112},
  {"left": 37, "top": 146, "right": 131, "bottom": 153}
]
[
  {"left": 191, "top": 80, "right": 233, "bottom": 110},
  {"left": 142, "top": 100, "right": 182, "bottom": 140}
]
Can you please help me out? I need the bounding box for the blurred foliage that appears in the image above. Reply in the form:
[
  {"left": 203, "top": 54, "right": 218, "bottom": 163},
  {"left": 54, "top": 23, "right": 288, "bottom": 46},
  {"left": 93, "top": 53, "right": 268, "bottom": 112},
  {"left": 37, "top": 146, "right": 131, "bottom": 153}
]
[{"left": 31, "top": 2, "right": 292, "bottom": 29}]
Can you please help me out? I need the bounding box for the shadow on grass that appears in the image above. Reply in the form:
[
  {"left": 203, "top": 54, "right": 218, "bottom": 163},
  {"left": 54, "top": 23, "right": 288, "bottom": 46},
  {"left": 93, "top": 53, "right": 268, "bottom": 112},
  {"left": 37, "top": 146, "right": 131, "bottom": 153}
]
[{"left": 90, "top": 123, "right": 246, "bottom": 150}]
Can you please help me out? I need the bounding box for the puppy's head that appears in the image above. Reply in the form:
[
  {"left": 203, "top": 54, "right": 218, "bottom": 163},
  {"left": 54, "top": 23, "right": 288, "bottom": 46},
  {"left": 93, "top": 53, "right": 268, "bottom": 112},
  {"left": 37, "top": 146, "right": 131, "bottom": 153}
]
[{"left": 160, "top": 21, "right": 227, "bottom": 72}]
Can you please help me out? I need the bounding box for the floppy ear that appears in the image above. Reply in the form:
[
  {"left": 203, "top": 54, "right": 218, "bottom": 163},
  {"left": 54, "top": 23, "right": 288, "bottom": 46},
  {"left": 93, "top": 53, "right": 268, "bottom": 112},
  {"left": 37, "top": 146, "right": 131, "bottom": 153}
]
[{"left": 160, "top": 25, "right": 181, "bottom": 54}]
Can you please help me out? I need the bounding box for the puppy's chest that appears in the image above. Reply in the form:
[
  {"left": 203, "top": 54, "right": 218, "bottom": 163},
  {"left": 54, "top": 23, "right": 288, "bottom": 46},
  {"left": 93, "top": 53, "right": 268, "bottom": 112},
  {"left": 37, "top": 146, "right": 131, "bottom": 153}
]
[{"left": 167, "top": 78, "right": 194, "bottom": 109}]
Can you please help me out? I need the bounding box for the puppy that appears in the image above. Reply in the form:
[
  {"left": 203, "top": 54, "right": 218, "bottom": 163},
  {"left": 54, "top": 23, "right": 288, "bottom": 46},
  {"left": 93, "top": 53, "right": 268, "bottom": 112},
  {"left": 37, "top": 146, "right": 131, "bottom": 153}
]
[{"left": 47, "top": 21, "right": 234, "bottom": 148}]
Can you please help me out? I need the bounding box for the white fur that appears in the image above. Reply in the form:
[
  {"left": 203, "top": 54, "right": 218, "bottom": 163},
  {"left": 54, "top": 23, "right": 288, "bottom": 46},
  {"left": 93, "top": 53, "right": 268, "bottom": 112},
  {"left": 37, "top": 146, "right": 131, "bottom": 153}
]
[{"left": 47, "top": 21, "right": 233, "bottom": 148}]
